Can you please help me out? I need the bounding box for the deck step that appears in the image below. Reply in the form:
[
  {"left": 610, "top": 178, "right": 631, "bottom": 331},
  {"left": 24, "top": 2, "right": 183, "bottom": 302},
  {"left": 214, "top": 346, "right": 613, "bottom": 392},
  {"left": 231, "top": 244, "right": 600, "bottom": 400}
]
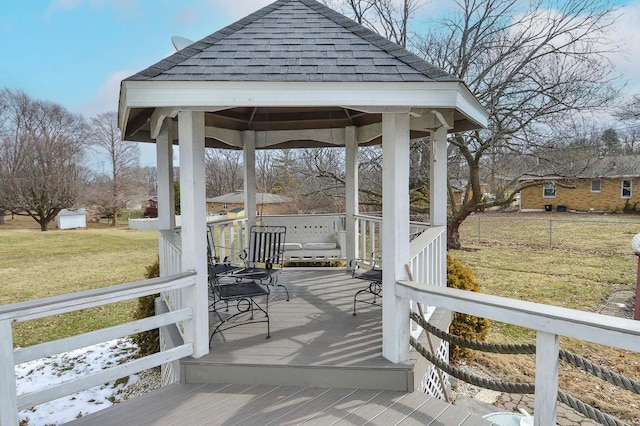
[{"left": 181, "top": 360, "right": 418, "bottom": 392}]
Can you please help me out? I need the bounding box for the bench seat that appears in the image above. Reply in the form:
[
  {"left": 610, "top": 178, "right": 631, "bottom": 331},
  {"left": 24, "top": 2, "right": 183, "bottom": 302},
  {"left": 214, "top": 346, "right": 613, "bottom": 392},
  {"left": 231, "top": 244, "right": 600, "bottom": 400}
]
[{"left": 261, "top": 215, "right": 346, "bottom": 262}]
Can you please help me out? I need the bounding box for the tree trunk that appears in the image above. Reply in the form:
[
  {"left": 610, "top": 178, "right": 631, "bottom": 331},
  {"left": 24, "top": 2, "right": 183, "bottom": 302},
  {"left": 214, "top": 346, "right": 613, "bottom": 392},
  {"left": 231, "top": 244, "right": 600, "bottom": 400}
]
[
  {"left": 447, "top": 215, "right": 464, "bottom": 250},
  {"left": 39, "top": 219, "right": 48, "bottom": 232},
  {"left": 447, "top": 161, "right": 483, "bottom": 249}
]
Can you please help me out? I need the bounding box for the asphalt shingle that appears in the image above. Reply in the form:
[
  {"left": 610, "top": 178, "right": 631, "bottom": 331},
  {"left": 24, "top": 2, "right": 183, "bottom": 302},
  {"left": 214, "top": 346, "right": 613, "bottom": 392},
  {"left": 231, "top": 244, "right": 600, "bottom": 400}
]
[{"left": 125, "top": 0, "right": 458, "bottom": 83}]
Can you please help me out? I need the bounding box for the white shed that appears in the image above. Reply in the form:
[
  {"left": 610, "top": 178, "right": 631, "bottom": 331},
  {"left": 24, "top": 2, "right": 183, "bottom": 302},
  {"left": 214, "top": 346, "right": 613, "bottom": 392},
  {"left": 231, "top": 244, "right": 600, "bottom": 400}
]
[{"left": 56, "top": 208, "right": 87, "bottom": 229}]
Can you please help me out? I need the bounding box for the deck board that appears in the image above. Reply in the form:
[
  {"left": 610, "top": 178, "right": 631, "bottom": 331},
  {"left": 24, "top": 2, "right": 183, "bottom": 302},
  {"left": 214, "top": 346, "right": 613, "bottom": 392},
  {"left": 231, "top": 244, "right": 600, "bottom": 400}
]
[
  {"left": 196, "top": 269, "right": 416, "bottom": 369},
  {"left": 68, "top": 268, "right": 493, "bottom": 425},
  {"left": 69, "top": 384, "right": 494, "bottom": 426}
]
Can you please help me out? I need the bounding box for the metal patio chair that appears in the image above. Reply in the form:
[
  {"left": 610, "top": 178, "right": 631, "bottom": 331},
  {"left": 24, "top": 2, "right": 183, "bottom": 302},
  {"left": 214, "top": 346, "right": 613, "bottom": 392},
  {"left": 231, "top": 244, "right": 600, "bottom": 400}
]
[
  {"left": 234, "top": 225, "right": 289, "bottom": 301},
  {"left": 207, "top": 226, "right": 271, "bottom": 342},
  {"left": 350, "top": 253, "right": 382, "bottom": 316}
]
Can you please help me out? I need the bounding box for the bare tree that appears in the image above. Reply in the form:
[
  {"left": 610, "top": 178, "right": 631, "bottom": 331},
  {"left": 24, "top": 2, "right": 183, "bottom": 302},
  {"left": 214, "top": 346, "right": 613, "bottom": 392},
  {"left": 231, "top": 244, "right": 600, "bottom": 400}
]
[
  {"left": 327, "top": 0, "right": 422, "bottom": 47},
  {"left": 205, "top": 149, "right": 243, "bottom": 197},
  {"left": 140, "top": 166, "right": 158, "bottom": 195},
  {"left": 0, "top": 89, "right": 87, "bottom": 231},
  {"left": 616, "top": 95, "right": 640, "bottom": 121},
  {"left": 413, "top": 0, "right": 620, "bottom": 248},
  {"left": 89, "top": 111, "right": 140, "bottom": 226},
  {"left": 256, "top": 151, "right": 280, "bottom": 193}
]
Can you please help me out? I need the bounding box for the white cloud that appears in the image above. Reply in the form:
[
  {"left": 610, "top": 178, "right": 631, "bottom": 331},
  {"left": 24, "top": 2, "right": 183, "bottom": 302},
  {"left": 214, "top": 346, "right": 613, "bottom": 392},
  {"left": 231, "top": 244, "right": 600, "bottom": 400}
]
[
  {"left": 205, "top": 0, "right": 273, "bottom": 19},
  {"left": 45, "top": 0, "right": 83, "bottom": 18},
  {"left": 46, "top": 0, "right": 142, "bottom": 19},
  {"left": 608, "top": 0, "right": 640, "bottom": 97},
  {"left": 175, "top": 6, "right": 198, "bottom": 26},
  {"left": 78, "top": 69, "right": 133, "bottom": 118}
]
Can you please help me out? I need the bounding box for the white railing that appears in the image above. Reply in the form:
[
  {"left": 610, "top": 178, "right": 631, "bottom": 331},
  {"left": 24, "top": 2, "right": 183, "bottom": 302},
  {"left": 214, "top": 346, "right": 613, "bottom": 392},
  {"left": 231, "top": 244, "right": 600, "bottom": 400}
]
[
  {"left": 0, "top": 272, "right": 196, "bottom": 426},
  {"left": 354, "top": 214, "right": 431, "bottom": 266},
  {"left": 354, "top": 214, "right": 382, "bottom": 264},
  {"left": 407, "top": 225, "right": 447, "bottom": 337},
  {"left": 207, "top": 217, "right": 248, "bottom": 264},
  {"left": 408, "top": 226, "right": 447, "bottom": 288},
  {"left": 396, "top": 281, "right": 640, "bottom": 426},
  {"left": 159, "top": 229, "right": 184, "bottom": 315}
]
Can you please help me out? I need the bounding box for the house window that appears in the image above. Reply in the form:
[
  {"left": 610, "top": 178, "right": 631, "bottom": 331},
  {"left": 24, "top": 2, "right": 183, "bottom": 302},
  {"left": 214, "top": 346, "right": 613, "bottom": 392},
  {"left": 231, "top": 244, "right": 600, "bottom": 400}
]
[
  {"left": 591, "top": 179, "right": 601, "bottom": 193},
  {"left": 543, "top": 183, "right": 556, "bottom": 198},
  {"left": 622, "top": 180, "right": 632, "bottom": 198},
  {"left": 223, "top": 202, "right": 228, "bottom": 210}
]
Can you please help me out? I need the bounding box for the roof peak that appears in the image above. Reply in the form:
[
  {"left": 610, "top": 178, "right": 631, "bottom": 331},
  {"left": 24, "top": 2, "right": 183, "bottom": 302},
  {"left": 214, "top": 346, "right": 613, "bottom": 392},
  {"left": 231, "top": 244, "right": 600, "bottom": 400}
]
[{"left": 126, "top": 0, "right": 457, "bottom": 83}]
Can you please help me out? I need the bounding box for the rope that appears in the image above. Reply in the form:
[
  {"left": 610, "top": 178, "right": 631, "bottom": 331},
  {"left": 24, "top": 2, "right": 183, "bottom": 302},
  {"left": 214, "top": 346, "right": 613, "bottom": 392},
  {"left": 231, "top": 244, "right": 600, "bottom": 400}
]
[
  {"left": 410, "top": 337, "right": 630, "bottom": 426},
  {"left": 559, "top": 349, "right": 640, "bottom": 395},
  {"left": 410, "top": 337, "right": 535, "bottom": 394},
  {"left": 410, "top": 311, "right": 536, "bottom": 354},
  {"left": 410, "top": 311, "right": 640, "bottom": 394},
  {"left": 557, "top": 391, "right": 628, "bottom": 426}
]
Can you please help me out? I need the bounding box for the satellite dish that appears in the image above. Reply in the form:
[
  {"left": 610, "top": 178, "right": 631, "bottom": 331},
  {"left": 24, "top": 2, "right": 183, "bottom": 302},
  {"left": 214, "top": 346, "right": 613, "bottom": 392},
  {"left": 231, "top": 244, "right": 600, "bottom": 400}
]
[{"left": 171, "top": 35, "right": 194, "bottom": 52}]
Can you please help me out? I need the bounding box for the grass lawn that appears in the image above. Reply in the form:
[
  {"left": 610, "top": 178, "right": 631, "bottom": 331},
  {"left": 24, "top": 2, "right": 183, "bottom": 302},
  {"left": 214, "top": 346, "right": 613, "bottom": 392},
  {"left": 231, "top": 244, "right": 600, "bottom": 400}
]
[
  {"left": 453, "top": 212, "right": 640, "bottom": 423},
  {"left": 0, "top": 215, "right": 158, "bottom": 347}
]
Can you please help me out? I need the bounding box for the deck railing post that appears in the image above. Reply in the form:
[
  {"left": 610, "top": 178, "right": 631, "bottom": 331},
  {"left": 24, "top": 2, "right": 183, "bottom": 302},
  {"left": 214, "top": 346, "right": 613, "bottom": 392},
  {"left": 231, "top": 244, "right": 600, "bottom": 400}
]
[
  {"left": 534, "top": 331, "right": 559, "bottom": 426},
  {"left": 0, "top": 320, "right": 18, "bottom": 426}
]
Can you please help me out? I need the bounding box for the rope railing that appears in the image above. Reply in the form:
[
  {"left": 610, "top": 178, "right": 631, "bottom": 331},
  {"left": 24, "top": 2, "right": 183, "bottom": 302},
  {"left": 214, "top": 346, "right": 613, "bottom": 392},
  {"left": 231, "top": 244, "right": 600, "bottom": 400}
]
[{"left": 409, "top": 311, "right": 633, "bottom": 426}]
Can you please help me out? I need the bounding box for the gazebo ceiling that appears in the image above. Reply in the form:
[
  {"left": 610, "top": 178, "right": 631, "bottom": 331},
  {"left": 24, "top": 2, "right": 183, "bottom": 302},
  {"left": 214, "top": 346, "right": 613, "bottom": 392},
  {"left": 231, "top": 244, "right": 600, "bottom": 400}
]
[
  {"left": 119, "top": 0, "right": 488, "bottom": 149},
  {"left": 124, "top": 105, "right": 464, "bottom": 149}
]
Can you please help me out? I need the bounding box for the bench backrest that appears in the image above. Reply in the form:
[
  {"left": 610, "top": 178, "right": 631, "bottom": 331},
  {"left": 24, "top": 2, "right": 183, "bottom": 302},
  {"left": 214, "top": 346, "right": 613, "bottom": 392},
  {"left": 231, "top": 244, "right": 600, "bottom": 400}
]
[{"left": 261, "top": 215, "right": 341, "bottom": 243}]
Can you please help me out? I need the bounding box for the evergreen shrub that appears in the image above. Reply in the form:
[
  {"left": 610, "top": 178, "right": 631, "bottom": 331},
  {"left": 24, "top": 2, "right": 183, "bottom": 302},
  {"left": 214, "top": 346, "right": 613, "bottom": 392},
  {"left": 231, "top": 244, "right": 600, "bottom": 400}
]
[
  {"left": 447, "top": 254, "right": 490, "bottom": 361},
  {"left": 132, "top": 258, "right": 160, "bottom": 357}
]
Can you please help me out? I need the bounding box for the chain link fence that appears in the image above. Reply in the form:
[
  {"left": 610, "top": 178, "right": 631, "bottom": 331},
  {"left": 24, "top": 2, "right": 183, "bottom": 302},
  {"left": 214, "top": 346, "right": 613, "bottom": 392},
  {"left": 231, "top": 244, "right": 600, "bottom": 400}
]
[{"left": 459, "top": 213, "right": 640, "bottom": 255}]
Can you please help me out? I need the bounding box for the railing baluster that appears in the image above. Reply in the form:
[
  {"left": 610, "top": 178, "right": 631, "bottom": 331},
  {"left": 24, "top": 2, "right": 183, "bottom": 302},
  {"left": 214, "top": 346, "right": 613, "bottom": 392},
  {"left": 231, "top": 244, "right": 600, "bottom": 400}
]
[
  {"left": 0, "top": 320, "right": 18, "bottom": 426},
  {"left": 534, "top": 331, "right": 560, "bottom": 426}
]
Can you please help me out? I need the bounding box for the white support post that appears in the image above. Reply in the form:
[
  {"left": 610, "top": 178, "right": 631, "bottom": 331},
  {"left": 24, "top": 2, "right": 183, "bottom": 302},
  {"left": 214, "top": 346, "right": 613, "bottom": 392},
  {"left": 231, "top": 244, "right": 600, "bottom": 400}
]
[
  {"left": 381, "top": 113, "right": 411, "bottom": 363},
  {"left": 157, "top": 120, "right": 175, "bottom": 233},
  {"left": 345, "top": 126, "right": 358, "bottom": 268},
  {"left": 430, "top": 127, "right": 448, "bottom": 227},
  {"left": 0, "top": 320, "right": 18, "bottom": 426},
  {"left": 534, "top": 331, "right": 559, "bottom": 426},
  {"left": 243, "top": 131, "right": 257, "bottom": 234},
  {"left": 178, "top": 111, "right": 209, "bottom": 358},
  {"left": 430, "top": 126, "right": 449, "bottom": 283}
]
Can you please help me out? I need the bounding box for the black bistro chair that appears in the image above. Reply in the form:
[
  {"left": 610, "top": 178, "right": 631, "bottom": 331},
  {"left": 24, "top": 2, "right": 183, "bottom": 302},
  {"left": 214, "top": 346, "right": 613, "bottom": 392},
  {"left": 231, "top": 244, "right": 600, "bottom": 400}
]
[
  {"left": 350, "top": 254, "right": 382, "bottom": 316},
  {"left": 235, "top": 225, "right": 289, "bottom": 301},
  {"left": 206, "top": 225, "right": 289, "bottom": 345},
  {"left": 207, "top": 225, "right": 271, "bottom": 343}
]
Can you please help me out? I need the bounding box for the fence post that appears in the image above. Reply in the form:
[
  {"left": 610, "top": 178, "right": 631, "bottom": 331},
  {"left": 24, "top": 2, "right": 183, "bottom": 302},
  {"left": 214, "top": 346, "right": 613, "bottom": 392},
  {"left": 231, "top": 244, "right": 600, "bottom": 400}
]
[{"left": 0, "top": 320, "right": 18, "bottom": 425}]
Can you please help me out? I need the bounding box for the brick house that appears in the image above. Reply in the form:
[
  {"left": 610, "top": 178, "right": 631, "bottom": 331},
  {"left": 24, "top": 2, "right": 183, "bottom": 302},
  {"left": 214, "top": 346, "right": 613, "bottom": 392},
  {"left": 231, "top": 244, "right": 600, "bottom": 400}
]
[
  {"left": 519, "top": 156, "right": 640, "bottom": 212},
  {"left": 206, "top": 192, "right": 294, "bottom": 216}
]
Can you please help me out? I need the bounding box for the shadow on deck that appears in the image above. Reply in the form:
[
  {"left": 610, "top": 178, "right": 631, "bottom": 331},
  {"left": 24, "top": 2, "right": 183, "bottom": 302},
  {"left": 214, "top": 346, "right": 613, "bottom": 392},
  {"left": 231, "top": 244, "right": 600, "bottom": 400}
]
[
  {"left": 68, "top": 382, "right": 493, "bottom": 425},
  {"left": 69, "top": 269, "right": 492, "bottom": 426},
  {"left": 182, "top": 268, "right": 439, "bottom": 392}
]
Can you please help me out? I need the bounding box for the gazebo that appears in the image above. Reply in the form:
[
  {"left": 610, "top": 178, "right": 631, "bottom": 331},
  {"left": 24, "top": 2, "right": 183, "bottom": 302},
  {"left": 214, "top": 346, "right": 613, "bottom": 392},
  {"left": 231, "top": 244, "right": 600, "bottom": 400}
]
[{"left": 118, "top": 0, "right": 487, "bottom": 364}]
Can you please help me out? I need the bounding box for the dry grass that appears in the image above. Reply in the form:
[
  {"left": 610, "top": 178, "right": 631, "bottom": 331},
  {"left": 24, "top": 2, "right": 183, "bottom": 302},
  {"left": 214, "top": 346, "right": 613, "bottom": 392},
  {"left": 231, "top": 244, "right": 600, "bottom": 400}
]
[
  {"left": 0, "top": 215, "right": 158, "bottom": 347},
  {"left": 453, "top": 212, "right": 640, "bottom": 424},
  {"left": 459, "top": 211, "right": 640, "bottom": 254}
]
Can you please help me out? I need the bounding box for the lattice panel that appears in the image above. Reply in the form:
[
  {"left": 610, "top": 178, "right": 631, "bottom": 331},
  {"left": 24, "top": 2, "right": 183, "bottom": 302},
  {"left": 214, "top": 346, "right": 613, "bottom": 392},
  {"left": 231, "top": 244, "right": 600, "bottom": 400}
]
[
  {"left": 159, "top": 331, "right": 178, "bottom": 386},
  {"left": 419, "top": 340, "right": 449, "bottom": 399}
]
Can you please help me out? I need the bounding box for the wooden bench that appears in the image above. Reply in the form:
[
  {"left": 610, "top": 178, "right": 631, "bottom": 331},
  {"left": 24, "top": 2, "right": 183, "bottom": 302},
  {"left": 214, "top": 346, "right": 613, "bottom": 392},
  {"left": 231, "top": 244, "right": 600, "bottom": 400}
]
[{"left": 261, "top": 215, "right": 346, "bottom": 262}]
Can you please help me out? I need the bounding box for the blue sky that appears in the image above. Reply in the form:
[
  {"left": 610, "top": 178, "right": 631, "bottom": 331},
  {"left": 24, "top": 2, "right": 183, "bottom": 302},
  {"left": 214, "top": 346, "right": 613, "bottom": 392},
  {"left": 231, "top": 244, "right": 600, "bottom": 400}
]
[{"left": 2, "top": 0, "right": 640, "bottom": 167}]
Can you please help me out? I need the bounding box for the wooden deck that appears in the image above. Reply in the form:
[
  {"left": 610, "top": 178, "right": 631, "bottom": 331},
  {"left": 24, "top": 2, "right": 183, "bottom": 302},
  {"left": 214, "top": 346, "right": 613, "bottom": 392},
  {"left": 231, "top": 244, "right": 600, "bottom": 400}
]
[
  {"left": 68, "top": 382, "right": 493, "bottom": 425},
  {"left": 181, "top": 268, "right": 444, "bottom": 391},
  {"left": 69, "top": 268, "right": 493, "bottom": 425}
]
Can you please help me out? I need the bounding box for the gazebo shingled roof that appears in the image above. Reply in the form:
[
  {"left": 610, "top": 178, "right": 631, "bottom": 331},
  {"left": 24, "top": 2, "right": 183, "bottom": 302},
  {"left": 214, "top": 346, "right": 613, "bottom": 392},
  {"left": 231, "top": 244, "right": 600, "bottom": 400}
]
[
  {"left": 126, "top": 0, "right": 457, "bottom": 84},
  {"left": 119, "top": 0, "right": 487, "bottom": 147}
]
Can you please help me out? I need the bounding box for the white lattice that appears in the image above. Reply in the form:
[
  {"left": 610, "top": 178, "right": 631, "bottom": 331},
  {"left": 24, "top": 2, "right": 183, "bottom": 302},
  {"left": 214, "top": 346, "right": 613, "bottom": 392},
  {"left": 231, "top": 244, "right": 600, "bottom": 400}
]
[
  {"left": 159, "top": 331, "right": 178, "bottom": 386},
  {"left": 419, "top": 340, "right": 449, "bottom": 399}
]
